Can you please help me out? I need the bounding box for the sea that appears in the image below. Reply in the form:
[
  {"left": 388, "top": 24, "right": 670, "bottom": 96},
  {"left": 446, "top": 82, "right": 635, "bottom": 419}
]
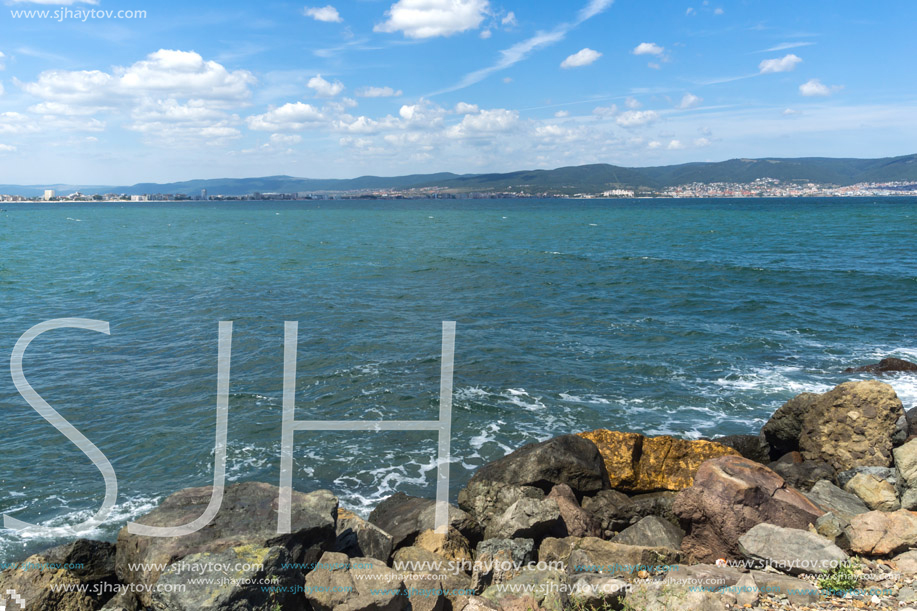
[{"left": 1, "top": 197, "right": 916, "bottom": 562}]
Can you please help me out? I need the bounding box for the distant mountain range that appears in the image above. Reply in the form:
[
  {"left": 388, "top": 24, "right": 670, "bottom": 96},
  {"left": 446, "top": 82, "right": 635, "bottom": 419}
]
[{"left": 3, "top": 154, "right": 917, "bottom": 197}]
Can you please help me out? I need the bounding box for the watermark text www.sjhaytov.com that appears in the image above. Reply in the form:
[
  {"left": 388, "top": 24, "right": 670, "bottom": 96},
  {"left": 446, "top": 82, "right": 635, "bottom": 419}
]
[{"left": 10, "top": 7, "right": 147, "bottom": 21}]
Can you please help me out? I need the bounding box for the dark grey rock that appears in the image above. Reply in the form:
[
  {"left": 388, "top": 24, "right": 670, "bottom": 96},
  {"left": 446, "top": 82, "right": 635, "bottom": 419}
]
[
  {"left": 368, "top": 492, "right": 479, "bottom": 550},
  {"left": 335, "top": 508, "right": 394, "bottom": 562},
  {"left": 711, "top": 434, "right": 771, "bottom": 465},
  {"left": 804, "top": 480, "right": 870, "bottom": 521},
  {"left": 761, "top": 393, "right": 819, "bottom": 460},
  {"left": 836, "top": 466, "right": 897, "bottom": 489},
  {"left": 844, "top": 357, "right": 917, "bottom": 374},
  {"left": 483, "top": 498, "right": 561, "bottom": 541}
]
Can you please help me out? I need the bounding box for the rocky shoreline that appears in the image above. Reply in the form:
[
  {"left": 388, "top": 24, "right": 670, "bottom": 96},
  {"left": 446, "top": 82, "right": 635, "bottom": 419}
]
[{"left": 3, "top": 359, "right": 917, "bottom": 611}]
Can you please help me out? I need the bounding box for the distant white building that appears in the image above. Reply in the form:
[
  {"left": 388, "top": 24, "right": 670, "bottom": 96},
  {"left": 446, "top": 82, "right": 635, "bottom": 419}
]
[
  {"left": 201, "top": 189, "right": 208, "bottom": 200},
  {"left": 603, "top": 189, "right": 635, "bottom": 197},
  {"left": 130, "top": 195, "right": 149, "bottom": 202},
  {"left": 43, "top": 189, "right": 56, "bottom": 201}
]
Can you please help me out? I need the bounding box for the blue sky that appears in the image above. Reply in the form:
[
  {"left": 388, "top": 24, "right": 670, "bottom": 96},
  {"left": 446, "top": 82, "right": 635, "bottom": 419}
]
[{"left": 0, "top": 0, "right": 915, "bottom": 183}]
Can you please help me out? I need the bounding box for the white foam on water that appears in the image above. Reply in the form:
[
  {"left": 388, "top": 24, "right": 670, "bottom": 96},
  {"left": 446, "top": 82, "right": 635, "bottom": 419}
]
[
  {"left": 713, "top": 365, "right": 834, "bottom": 395},
  {"left": 0, "top": 494, "right": 160, "bottom": 562}
]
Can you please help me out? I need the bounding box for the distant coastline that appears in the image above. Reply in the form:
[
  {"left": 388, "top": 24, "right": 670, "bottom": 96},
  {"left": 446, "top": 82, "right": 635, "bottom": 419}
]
[{"left": 3, "top": 154, "right": 917, "bottom": 201}]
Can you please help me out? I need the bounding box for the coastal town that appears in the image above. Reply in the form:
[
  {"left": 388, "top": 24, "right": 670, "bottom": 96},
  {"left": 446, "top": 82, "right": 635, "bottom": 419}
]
[{"left": 1, "top": 177, "right": 916, "bottom": 202}]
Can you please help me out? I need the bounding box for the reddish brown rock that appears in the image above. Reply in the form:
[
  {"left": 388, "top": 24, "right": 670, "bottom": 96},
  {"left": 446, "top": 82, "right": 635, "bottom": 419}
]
[
  {"left": 546, "top": 483, "right": 601, "bottom": 538},
  {"left": 577, "top": 429, "right": 739, "bottom": 493},
  {"left": 672, "top": 455, "right": 824, "bottom": 563},
  {"left": 845, "top": 509, "right": 917, "bottom": 556}
]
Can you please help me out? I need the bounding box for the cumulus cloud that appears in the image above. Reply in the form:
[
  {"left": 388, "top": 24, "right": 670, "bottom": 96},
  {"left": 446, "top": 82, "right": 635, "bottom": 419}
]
[
  {"left": 648, "top": 140, "right": 662, "bottom": 148},
  {"left": 694, "top": 137, "right": 711, "bottom": 147},
  {"left": 246, "top": 102, "right": 325, "bottom": 131},
  {"left": 633, "top": 42, "right": 664, "bottom": 56},
  {"left": 615, "top": 110, "right": 658, "bottom": 127},
  {"left": 714, "top": 7, "right": 724, "bottom": 14},
  {"left": 356, "top": 86, "right": 402, "bottom": 98},
  {"left": 555, "top": 110, "right": 569, "bottom": 118},
  {"left": 799, "top": 78, "right": 832, "bottom": 96},
  {"left": 454, "top": 102, "right": 479, "bottom": 114},
  {"left": 667, "top": 139, "right": 684, "bottom": 150},
  {"left": 678, "top": 93, "right": 701, "bottom": 109},
  {"left": 625, "top": 97, "right": 641, "bottom": 109},
  {"left": 0, "top": 51, "right": 5, "bottom": 71},
  {"left": 304, "top": 5, "right": 343, "bottom": 22},
  {"left": 502, "top": 11, "right": 516, "bottom": 25},
  {"left": 0, "top": 144, "right": 16, "bottom": 152},
  {"left": 308, "top": 74, "right": 345, "bottom": 97},
  {"left": 560, "top": 48, "right": 602, "bottom": 68},
  {"left": 448, "top": 108, "right": 518, "bottom": 137},
  {"left": 375, "top": 0, "right": 489, "bottom": 39},
  {"left": 759, "top": 53, "right": 802, "bottom": 74},
  {"left": 479, "top": 29, "right": 492, "bottom": 39}
]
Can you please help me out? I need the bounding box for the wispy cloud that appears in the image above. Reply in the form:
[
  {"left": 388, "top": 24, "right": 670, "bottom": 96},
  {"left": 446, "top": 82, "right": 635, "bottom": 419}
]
[
  {"left": 430, "top": 0, "right": 614, "bottom": 95},
  {"left": 757, "top": 41, "right": 815, "bottom": 53}
]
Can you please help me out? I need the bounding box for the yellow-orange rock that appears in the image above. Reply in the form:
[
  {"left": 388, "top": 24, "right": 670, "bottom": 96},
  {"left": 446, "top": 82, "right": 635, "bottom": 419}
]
[{"left": 577, "top": 429, "right": 739, "bottom": 492}]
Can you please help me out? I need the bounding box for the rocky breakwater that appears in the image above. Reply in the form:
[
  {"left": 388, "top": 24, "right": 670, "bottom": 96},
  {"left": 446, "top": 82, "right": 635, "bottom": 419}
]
[{"left": 5, "top": 370, "right": 917, "bottom": 610}]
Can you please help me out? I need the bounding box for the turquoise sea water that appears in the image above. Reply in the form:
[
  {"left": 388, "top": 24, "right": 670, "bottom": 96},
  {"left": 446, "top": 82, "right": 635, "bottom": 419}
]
[{"left": 1, "top": 197, "right": 916, "bottom": 561}]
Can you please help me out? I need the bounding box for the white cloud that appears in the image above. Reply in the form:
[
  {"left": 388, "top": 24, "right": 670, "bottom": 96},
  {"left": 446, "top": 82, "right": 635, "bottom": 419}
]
[
  {"left": 758, "top": 53, "right": 802, "bottom": 74},
  {"left": 667, "top": 139, "right": 684, "bottom": 150},
  {"left": 759, "top": 42, "right": 815, "bottom": 53},
  {"left": 454, "top": 102, "right": 479, "bottom": 114},
  {"left": 783, "top": 108, "right": 799, "bottom": 115},
  {"left": 479, "top": 29, "right": 492, "bottom": 39},
  {"left": 270, "top": 133, "right": 303, "bottom": 145},
  {"left": 356, "top": 86, "right": 402, "bottom": 98},
  {"left": 29, "top": 101, "right": 109, "bottom": 115},
  {"left": 22, "top": 50, "right": 256, "bottom": 105},
  {"left": 648, "top": 140, "right": 662, "bottom": 148},
  {"left": 448, "top": 108, "right": 518, "bottom": 137},
  {"left": 616, "top": 110, "right": 658, "bottom": 126},
  {"left": 560, "top": 48, "right": 602, "bottom": 69},
  {"left": 799, "top": 78, "right": 831, "bottom": 96},
  {"left": 714, "top": 7, "right": 724, "bottom": 14},
  {"left": 0, "top": 51, "right": 5, "bottom": 71},
  {"left": 304, "top": 5, "right": 343, "bottom": 23},
  {"left": 0, "top": 143, "right": 16, "bottom": 152},
  {"left": 375, "top": 0, "right": 489, "bottom": 39},
  {"left": 502, "top": 11, "right": 516, "bottom": 25},
  {"left": 593, "top": 104, "right": 617, "bottom": 117},
  {"left": 625, "top": 97, "right": 641, "bottom": 109},
  {"left": 633, "top": 42, "right": 664, "bottom": 56},
  {"left": 21, "top": 69, "right": 114, "bottom": 103},
  {"left": 694, "top": 137, "right": 710, "bottom": 147},
  {"left": 247, "top": 102, "right": 325, "bottom": 131},
  {"left": 308, "top": 74, "right": 344, "bottom": 97},
  {"left": 502, "top": 77, "right": 512, "bottom": 83},
  {"left": 647, "top": 62, "right": 661, "bottom": 70},
  {"left": 678, "top": 93, "right": 701, "bottom": 109},
  {"left": 686, "top": 7, "right": 696, "bottom": 15},
  {"left": 554, "top": 110, "right": 569, "bottom": 118}
]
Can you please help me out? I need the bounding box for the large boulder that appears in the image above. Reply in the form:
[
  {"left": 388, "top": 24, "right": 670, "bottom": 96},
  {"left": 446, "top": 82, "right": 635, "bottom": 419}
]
[
  {"left": 546, "top": 484, "right": 601, "bottom": 538},
  {"left": 414, "top": 528, "right": 473, "bottom": 567},
  {"left": 894, "top": 439, "right": 917, "bottom": 510},
  {"left": 481, "top": 568, "right": 568, "bottom": 611},
  {"left": 798, "top": 380, "right": 905, "bottom": 471},
  {"left": 610, "top": 516, "right": 684, "bottom": 550},
  {"left": 457, "top": 483, "right": 544, "bottom": 534},
  {"left": 538, "top": 537, "right": 679, "bottom": 577},
  {"left": 579, "top": 490, "right": 632, "bottom": 536},
  {"left": 737, "top": 523, "right": 847, "bottom": 575},
  {"left": 844, "top": 357, "right": 917, "bottom": 374},
  {"left": 804, "top": 480, "right": 870, "bottom": 521},
  {"left": 567, "top": 573, "right": 629, "bottom": 609},
  {"left": 672, "top": 455, "right": 824, "bottom": 563},
  {"left": 469, "top": 538, "right": 534, "bottom": 593},
  {"left": 368, "top": 492, "right": 479, "bottom": 550},
  {"left": 304, "top": 551, "right": 406, "bottom": 611},
  {"left": 482, "top": 497, "right": 561, "bottom": 541},
  {"left": 335, "top": 508, "right": 394, "bottom": 562},
  {"left": 0, "top": 540, "right": 117, "bottom": 611},
  {"left": 152, "top": 545, "right": 306, "bottom": 611},
  {"left": 761, "top": 393, "right": 820, "bottom": 459},
  {"left": 463, "top": 435, "right": 609, "bottom": 496},
  {"left": 845, "top": 509, "right": 917, "bottom": 556},
  {"left": 844, "top": 472, "right": 900, "bottom": 512},
  {"left": 577, "top": 430, "right": 738, "bottom": 493},
  {"left": 391, "top": 546, "right": 473, "bottom": 611},
  {"left": 837, "top": 466, "right": 897, "bottom": 489},
  {"left": 115, "top": 482, "right": 337, "bottom": 608}
]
